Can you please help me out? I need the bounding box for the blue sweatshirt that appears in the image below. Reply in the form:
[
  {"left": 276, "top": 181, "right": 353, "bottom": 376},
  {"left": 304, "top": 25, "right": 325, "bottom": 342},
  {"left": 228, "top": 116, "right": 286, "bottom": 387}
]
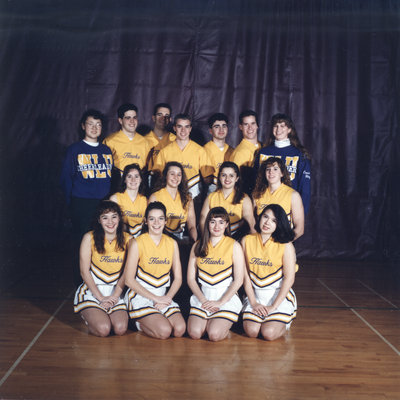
[
  {"left": 255, "top": 144, "right": 311, "bottom": 214},
  {"left": 60, "top": 140, "right": 113, "bottom": 204}
]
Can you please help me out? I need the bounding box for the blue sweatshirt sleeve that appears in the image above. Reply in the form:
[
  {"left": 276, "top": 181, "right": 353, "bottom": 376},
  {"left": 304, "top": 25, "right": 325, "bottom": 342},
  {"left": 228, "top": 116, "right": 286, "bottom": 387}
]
[{"left": 297, "top": 156, "right": 311, "bottom": 214}]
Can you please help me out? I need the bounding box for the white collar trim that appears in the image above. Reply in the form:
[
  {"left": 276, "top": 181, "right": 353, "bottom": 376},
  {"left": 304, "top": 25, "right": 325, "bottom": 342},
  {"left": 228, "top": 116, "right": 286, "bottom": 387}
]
[{"left": 274, "top": 138, "right": 290, "bottom": 148}]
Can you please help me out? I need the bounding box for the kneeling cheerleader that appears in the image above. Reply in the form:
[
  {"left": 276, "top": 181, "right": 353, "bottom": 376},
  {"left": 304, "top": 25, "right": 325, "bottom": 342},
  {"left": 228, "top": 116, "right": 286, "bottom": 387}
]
[
  {"left": 242, "top": 204, "right": 297, "bottom": 341},
  {"left": 187, "top": 207, "right": 245, "bottom": 341},
  {"left": 124, "top": 202, "right": 186, "bottom": 339}
]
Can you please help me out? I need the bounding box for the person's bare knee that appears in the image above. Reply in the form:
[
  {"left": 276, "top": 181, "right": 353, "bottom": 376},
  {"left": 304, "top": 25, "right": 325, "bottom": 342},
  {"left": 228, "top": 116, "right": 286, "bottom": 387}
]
[
  {"left": 92, "top": 320, "right": 112, "bottom": 337},
  {"left": 172, "top": 318, "right": 186, "bottom": 337},
  {"left": 113, "top": 319, "right": 128, "bottom": 336},
  {"left": 189, "top": 328, "right": 202, "bottom": 339},
  {"left": 261, "top": 323, "right": 285, "bottom": 341},
  {"left": 188, "top": 317, "right": 206, "bottom": 339},
  {"left": 155, "top": 322, "right": 173, "bottom": 340},
  {"left": 207, "top": 319, "right": 232, "bottom": 342},
  {"left": 244, "top": 321, "right": 260, "bottom": 338},
  {"left": 207, "top": 327, "right": 227, "bottom": 342},
  {"left": 188, "top": 323, "right": 204, "bottom": 339},
  {"left": 110, "top": 311, "right": 128, "bottom": 336}
]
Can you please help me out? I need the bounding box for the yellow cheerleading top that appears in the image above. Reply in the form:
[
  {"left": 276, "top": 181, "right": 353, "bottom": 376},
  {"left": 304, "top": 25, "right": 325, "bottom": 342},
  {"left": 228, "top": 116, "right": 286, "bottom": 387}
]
[
  {"left": 115, "top": 191, "right": 147, "bottom": 237},
  {"left": 208, "top": 190, "right": 244, "bottom": 235},
  {"left": 145, "top": 130, "right": 176, "bottom": 170},
  {"left": 243, "top": 233, "right": 298, "bottom": 289},
  {"left": 153, "top": 187, "right": 188, "bottom": 235},
  {"left": 254, "top": 183, "right": 294, "bottom": 224},
  {"left": 152, "top": 140, "right": 214, "bottom": 197},
  {"left": 203, "top": 141, "right": 234, "bottom": 184},
  {"left": 135, "top": 233, "right": 175, "bottom": 289},
  {"left": 196, "top": 236, "right": 235, "bottom": 288},
  {"left": 89, "top": 231, "right": 130, "bottom": 285},
  {"left": 230, "top": 139, "right": 261, "bottom": 168},
  {"left": 103, "top": 130, "right": 151, "bottom": 172}
]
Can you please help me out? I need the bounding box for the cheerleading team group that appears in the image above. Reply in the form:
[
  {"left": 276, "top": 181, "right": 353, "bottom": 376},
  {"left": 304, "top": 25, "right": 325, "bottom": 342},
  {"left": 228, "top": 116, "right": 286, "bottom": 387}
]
[{"left": 61, "top": 102, "right": 311, "bottom": 341}]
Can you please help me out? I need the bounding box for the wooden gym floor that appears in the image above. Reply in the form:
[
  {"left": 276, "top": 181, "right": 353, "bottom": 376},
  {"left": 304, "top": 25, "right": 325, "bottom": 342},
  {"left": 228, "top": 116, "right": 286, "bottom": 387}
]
[{"left": 0, "top": 249, "right": 399, "bottom": 400}]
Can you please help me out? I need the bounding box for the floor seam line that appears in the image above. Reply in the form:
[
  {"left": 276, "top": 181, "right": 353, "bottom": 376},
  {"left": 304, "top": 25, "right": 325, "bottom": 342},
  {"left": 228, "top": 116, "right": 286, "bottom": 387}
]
[
  {"left": 317, "top": 279, "right": 399, "bottom": 356},
  {"left": 357, "top": 279, "right": 399, "bottom": 309},
  {"left": 0, "top": 289, "right": 74, "bottom": 387}
]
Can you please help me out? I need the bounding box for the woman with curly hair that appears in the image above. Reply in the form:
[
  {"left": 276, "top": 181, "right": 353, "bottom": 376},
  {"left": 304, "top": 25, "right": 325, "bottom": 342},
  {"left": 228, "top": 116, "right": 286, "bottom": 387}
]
[{"left": 253, "top": 157, "right": 304, "bottom": 240}]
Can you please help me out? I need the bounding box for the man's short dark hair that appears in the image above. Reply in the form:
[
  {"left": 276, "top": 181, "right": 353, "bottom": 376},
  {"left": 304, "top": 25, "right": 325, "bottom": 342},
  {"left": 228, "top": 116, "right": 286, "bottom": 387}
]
[
  {"left": 208, "top": 113, "right": 228, "bottom": 129},
  {"left": 117, "top": 103, "right": 138, "bottom": 119},
  {"left": 174, "top": 113, "right": 192, "bottom": 126},
  {"left": 239, "top": 109, "right": 259, "bottom": 125},
  {"left": 153, "top": 103, "right": 172, "bottom": 116}
]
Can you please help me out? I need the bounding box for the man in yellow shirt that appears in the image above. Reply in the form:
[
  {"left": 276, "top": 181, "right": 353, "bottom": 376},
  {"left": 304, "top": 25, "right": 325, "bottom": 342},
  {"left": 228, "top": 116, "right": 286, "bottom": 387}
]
[
  {"left": 230, "top": 109, "right": 262, "bottom": 194},
  {"left": 152, "top": 113, "right": 214, "bottom": 202},
  {"left": 204, "top": 113, "right": 234, "bottom": 189},
  {"left": 103, "top": 103, "right": 151, "bottom": 175},
  {"left": 145, "top": 103, "right": 176, "bottom": 170}
]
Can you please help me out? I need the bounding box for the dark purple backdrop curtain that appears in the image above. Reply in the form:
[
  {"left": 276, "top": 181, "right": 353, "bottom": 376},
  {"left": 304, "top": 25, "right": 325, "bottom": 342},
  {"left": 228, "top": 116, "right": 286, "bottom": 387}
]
[{"left": 1, "top": 0, "right": 399, "bottom": 265}]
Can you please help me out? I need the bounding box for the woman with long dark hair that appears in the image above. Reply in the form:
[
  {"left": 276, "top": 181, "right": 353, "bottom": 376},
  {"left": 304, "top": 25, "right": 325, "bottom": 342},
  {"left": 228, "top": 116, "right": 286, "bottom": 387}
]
[
  {"left": 73, "top": 200, "right": 130, "bottom": 337},
  {"left": 199, "top": 161, "right": 255, "bottom": 239},
  {"left": 187, "top": 207, "right": 245, "bottom": 341},
  {"left": 109, "top": 163, "right": 147, "bottom": 237},
  {"left": 123, "top": 202, "right": 186, "bottom": 339},
  {"left": 253, "top": 157, "right": 304, "bottom": 240},
  {"left": 149, "top": 161, "right": 197, "bottom": 242},
  {"left": 242, "top": 204, "right": 297, "bottom": 341}
]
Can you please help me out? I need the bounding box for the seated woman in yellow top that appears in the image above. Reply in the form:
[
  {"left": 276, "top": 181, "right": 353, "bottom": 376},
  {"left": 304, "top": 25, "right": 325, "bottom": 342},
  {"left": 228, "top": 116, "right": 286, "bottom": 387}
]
[
  {"left": 241, "top": 204, "right": 297, "bottom": 341},
  {"left": 149, "top": 161, "right": 197, "bottom": 242},
  {"left": 109, "top": 163, "right": 147, "bottom": 237},
  {"left": 123, "top": 202, "right": 186, "bottom": 339},
  {"left": 252, "top": 157, "right": 304, "bottom": 240},
  {"left": 74, "top": 201, "right": 130, "bottom": 337},
  {"left": 199, "top": 161, "right": 255, "bottom": 240}
]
